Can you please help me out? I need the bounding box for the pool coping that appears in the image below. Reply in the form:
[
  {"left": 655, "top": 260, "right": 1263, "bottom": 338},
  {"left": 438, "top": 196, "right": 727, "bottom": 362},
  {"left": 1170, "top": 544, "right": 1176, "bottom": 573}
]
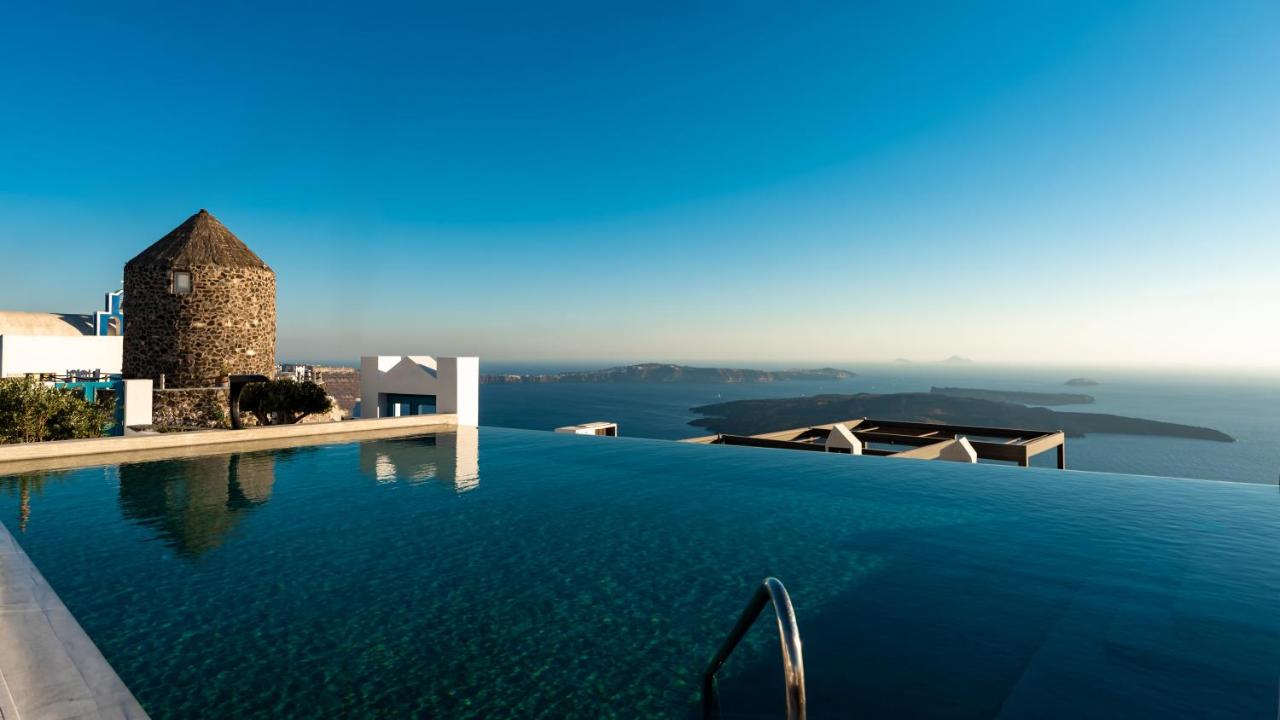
[
  {"left": 0, "top": 415, "right": 459, "bottom": 473},
  {"left": 0, "top": 521, "right": 149, "bottom": 719}
]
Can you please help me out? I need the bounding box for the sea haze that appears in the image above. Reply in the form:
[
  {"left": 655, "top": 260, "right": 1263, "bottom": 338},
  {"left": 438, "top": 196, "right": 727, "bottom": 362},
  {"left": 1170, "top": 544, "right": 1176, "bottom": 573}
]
[{"left": 479, "top": 364, "right": 1280, "bottom": 485}]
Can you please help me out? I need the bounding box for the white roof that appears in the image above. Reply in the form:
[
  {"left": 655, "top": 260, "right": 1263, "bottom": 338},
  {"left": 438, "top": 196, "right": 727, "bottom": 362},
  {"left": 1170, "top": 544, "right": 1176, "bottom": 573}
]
[{"left": 0, "top": 312, "right": 94, "bottom": 337}]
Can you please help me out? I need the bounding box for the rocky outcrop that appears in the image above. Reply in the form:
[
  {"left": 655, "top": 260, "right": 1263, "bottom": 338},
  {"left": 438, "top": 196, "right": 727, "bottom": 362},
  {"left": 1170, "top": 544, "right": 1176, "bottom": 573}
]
[
  {"left": 314, "top": 366, "right": 360, "bottom": 418},
  {"left": 690, "top": 392, "right": 1234, "bottom": 442}
]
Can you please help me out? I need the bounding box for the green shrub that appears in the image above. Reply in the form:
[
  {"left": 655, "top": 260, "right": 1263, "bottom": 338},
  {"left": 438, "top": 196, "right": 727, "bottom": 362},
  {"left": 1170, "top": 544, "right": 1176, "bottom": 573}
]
[
  {"left": 0, "top": 378, "right": 116, "bottom": 444},
  {"left": 239, "top": 379, "right": 333, "bottom": 425}
]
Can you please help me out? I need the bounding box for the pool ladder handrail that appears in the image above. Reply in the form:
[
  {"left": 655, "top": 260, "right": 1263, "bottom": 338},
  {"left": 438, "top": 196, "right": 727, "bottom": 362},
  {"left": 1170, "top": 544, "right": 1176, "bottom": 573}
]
[{"left": 701, "top": 577, "right": 806, "bottom": 720}]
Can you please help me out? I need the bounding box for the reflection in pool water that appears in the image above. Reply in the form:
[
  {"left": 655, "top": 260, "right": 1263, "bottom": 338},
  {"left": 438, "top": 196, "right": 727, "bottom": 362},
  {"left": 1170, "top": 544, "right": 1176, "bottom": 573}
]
[
  {"left": 118, "top": 453, "right": 277, "bottom": 557},
  {"left": 0, "top": 471, "right": 70, "bottom": 532},
  {"left": 360, "top": 425, "right": 479, "bottom": 491}
]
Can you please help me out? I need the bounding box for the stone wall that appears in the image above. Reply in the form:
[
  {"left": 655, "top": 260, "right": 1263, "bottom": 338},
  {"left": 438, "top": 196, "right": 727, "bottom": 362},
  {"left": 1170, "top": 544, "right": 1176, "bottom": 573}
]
[
  {"left": 152, "top": 388, "right": 232, "bottom": 430},
  {"left": 151, "top": 387, "right": 342, "bottom": 430},
  {"left": 123, "top": 263, "right": 276, "bottom": 388}
]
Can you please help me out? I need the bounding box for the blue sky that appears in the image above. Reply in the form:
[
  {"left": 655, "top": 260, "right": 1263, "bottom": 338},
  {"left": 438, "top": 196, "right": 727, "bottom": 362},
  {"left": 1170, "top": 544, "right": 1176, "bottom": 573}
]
[{"left": 1, "top": 1, "right": 1277, "bottom": 368}]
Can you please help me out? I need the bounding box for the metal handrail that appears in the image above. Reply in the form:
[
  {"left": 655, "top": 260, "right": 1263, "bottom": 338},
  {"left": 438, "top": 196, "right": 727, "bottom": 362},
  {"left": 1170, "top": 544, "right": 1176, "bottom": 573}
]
[{"left": 702, "top": 577, "right": 806, "bottom": 720}]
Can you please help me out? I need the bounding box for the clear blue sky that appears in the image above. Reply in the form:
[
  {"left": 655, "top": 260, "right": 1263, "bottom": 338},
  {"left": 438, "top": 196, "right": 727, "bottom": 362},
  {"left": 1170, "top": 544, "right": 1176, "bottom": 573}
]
[{"left": 1, "top": 1, "right": 1277, "bottom": 368}]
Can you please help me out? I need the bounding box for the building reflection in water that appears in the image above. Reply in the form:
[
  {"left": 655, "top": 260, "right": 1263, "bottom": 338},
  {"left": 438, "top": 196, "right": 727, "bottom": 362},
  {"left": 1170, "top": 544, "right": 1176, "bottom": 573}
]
[
  {"left": 0, "top": 471, "right": 73, "bottom": 533},
  {"left": 118, "top": 453, "right": 276, "bottom": 557},
  {"left": 358, "top": 427, "right": 479, "bottom": 492}
]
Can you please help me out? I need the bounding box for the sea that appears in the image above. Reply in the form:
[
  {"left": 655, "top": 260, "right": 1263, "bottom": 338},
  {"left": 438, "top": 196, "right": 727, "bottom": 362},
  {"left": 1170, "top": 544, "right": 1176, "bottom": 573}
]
[{"left": 478, "top": 363, "right": 1280, "bottom": 486}]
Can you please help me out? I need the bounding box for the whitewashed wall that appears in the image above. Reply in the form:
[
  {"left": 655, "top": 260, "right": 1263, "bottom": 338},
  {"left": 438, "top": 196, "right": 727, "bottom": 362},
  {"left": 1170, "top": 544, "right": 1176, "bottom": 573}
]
[{"left": 0, "top": 335, "right": 123, "bottom": 377}]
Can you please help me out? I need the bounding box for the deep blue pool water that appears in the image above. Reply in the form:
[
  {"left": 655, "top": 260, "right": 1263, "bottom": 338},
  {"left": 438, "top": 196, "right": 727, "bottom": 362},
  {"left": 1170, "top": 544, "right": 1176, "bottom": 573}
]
[{"left": 1, "top": 428, "right": 1277, "bottom": 718}]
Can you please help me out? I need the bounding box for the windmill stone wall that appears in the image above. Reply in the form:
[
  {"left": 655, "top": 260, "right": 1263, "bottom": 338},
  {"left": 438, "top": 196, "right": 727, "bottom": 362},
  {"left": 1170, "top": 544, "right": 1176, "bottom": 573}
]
[{"left": 122, "top": 210, "right": 276, "bottom": 388}]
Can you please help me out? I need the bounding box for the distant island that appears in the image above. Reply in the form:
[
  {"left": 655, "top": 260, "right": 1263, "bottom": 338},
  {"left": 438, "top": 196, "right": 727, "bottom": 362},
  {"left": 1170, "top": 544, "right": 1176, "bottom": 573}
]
[
  {"left": 1065, "top": 378, "right": 1101, "bottom": 386},
  {"left": 688, "top": 392, "right": 1233, "bottom": 442},
  {"left": 938, "top": 355, "right": 974, "bottom": 364},
  {"left": 481, "top": 363, "right": 855, "bottom": 384},
  {"left": 931, "top": 386, "right": 1094, "bottom": 406}
]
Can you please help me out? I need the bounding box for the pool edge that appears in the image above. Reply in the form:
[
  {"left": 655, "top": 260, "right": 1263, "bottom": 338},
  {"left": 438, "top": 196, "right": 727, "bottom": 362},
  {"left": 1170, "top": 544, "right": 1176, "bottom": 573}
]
[
  {"left": 0, "top": 521, "right": 149, "bottom": 719},
  {"left": 0, "top": 415, "right": 459, "bottom": 474}
]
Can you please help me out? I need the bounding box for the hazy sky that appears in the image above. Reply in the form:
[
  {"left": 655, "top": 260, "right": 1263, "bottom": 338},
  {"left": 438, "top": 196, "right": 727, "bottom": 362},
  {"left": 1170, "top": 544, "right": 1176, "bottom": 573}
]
[{"left": 1, "top": 2, "right": 1277, "bottom": 368}]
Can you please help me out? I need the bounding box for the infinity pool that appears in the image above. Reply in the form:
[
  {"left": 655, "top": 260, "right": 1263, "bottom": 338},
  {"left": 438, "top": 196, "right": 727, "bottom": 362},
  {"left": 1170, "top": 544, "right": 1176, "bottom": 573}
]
[{"left": 1, "top": 428, "right": 1276, "bottom": 718}]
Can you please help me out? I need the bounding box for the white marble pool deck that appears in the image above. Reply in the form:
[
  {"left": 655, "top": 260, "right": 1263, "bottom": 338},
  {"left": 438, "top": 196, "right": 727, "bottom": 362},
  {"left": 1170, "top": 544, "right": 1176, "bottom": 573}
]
[{"left": 0, "top": 522, "right": 147, "bottom": 720}]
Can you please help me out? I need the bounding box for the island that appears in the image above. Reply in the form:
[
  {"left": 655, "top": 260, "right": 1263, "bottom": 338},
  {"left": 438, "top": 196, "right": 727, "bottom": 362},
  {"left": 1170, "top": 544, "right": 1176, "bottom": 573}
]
[
  {"left": 481, "top": 363, "right": 855, "bottom": 384},
  {"left": 938, "top": 355, "right": 974, "bottom": 364},
  {"left": 1065, "top": 378, "right": 1101, "bottom": 386},
  {"left": 688, "top": 392, "right": 1234, "bottom": 442},
  {"left": 930, "top": 386, "right": 1094, "bottom": 406}
]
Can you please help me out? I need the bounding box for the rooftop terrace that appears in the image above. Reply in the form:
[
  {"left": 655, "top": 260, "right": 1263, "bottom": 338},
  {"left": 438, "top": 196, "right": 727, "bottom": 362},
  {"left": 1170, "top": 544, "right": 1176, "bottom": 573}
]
[{"left": 686, "top": 417, "right": 1068, "bottom": 468}]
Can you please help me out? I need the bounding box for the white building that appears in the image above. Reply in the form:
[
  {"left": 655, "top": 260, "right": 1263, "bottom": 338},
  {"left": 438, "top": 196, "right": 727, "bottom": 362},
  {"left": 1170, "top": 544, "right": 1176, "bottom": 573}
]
[
  {"left": 358, "top": 356, "right": 479, "bottom": 427},
  {"left": 555, "top": 422, "right": 618, "bottom": 437},
  {"left": 276, "top": 363, "right": 319, "bottom": 382},
  {"left": 0, "top": 311, "right": 123, "bottom": 379}
]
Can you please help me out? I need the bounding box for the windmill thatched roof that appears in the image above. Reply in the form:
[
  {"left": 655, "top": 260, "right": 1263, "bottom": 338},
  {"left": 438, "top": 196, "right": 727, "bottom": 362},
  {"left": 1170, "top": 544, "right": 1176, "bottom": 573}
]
[{"left": 126, "top": 209, "right": 271, "bottom": 270}]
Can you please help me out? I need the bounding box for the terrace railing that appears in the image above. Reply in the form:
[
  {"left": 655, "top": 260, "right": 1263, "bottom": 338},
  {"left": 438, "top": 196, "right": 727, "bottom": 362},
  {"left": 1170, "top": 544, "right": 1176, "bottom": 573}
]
[{"left": 701, "top": 577, "right": 806, "bottom": 720}]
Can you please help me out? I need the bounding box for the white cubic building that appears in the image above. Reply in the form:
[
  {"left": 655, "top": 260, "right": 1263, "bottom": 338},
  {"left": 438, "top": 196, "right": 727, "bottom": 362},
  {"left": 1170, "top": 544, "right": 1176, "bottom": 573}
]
[
  {"left": 0, "top": 311, "right": 123, "bottom": 378},
  {"left": 358, "top": 356, "right": 479, "bottom": 427}
]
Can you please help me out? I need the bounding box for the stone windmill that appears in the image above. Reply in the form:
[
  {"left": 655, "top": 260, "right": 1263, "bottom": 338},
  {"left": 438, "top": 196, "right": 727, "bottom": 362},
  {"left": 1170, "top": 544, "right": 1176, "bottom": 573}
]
[{"left": 122, "top": 210, "right": 276, "bottom": 388}]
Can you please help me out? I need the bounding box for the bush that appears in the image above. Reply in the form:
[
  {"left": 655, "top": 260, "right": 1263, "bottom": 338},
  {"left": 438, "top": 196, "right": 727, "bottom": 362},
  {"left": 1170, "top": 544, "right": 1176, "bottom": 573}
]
[
  {"left": 239, "top": 379, "right": 333, "bottom": 425},
  {"left": 0, "top": 378, "right": 116, "bottom": 444}
]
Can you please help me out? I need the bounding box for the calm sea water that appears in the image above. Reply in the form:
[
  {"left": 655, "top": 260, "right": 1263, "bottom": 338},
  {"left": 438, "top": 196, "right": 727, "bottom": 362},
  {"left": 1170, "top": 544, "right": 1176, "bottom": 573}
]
[
  {"left": 480, "top": 364, "right": 1280, "bottom": 484},
  {"left": 2, "top": 429, "right": 1277, "bottom": 718}
]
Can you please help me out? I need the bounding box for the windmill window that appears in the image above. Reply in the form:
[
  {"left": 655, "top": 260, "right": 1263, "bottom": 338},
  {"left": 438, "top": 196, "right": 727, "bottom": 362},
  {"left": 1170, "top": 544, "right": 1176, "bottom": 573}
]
[{"left": 172, "top": 271, "right": 192, "bottom": 295}]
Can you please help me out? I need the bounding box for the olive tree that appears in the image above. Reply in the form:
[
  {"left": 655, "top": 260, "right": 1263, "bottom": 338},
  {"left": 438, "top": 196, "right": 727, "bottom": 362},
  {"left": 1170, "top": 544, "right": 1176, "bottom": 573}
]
[{"left": 238, "top": 379, "right": 334, "bottom": 425}]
